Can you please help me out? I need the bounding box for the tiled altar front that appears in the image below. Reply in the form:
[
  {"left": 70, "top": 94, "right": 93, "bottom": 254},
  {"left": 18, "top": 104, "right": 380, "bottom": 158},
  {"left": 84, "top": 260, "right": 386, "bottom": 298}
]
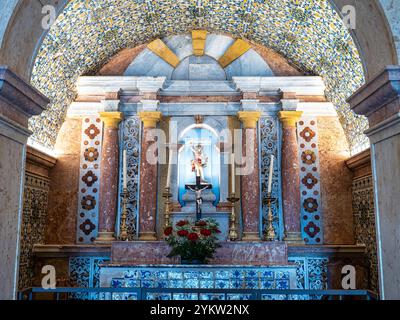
[
  {"left": 100, "top": 264, "right": 297, "bottom": 300},
  {"left": 97, "top": 240, "right": 296, "bottom": 300}
]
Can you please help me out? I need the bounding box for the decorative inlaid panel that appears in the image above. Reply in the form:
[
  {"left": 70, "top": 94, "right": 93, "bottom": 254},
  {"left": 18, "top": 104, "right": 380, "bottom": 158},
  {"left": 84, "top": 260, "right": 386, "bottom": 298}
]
[
  {"left": 18, "top": 174, "right": 50, "bottom": 290},
  {"left": 259, "top": 116, "right": 283, "bottom": 239},
  {"left": 297, "top": 118, "right": 323, "bottom": 244},
  {"left": 352, "top": 175, "right": 378, "bottom": 293},
  {"left": 117, "top": 116, "right": 141, "bottom": 240},
  {"left": 31, "top": 0, "right": 367, "bottom": 153},
  {"left": 288, "top": 256, "right": 328, "bottom": 299},
  {"left": 76, "top": 117, "right": 103, "bottom": 243},
  {"left": 69, "top": 257, "right": 110, "bottom": 300}
]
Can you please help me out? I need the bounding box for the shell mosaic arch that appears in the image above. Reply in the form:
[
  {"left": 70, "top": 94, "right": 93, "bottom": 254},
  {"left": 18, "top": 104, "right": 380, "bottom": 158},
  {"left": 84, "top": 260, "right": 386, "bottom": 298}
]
[{"left": 31, "top": 0, "right": 367, "bottom": 153}]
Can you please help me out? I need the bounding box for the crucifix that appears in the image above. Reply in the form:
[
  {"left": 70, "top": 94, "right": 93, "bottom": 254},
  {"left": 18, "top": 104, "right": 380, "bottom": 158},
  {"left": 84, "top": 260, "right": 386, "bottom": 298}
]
[{"left": 185, "top": 143, "right": 212, "bottom": 220}]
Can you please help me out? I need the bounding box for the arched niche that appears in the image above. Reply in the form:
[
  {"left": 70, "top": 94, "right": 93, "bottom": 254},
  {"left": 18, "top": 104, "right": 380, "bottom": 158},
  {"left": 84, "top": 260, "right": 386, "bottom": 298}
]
[
  {"left": 177, "top": 124, "right": 221, "bottom": 208},
  {"left": 168, "top": 116, "right": 229, "bottom": 211}
]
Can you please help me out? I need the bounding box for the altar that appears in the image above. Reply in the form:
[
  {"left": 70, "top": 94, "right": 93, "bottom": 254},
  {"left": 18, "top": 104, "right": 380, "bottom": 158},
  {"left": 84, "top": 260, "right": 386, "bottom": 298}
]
[
  {"left": 99, "top": 241, "right": 296, "bottom": 300},
  {"left": 51, "top": 32, "right": 364, "bottom": 299}
]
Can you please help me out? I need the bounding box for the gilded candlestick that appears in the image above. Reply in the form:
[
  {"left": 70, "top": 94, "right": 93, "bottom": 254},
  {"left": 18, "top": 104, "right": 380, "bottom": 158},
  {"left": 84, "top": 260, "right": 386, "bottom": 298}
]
[
  {"left": 227, "top": 193, "right": 240, "bottom": 241},
  {"left": 119, "top": 187, "right": 129, "bottom": 241},
  {"left": 263, "top": 193, "right": 277, "bottom": 241},
  {"left": 163, "top": 187, "right": 173, "bottom": 228}
]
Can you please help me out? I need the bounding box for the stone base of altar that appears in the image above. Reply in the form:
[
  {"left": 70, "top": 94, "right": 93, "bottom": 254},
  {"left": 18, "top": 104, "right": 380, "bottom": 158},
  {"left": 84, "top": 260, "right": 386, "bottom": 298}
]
[{"left": 111, "top": 241, "right": 288, "bottom": 266}]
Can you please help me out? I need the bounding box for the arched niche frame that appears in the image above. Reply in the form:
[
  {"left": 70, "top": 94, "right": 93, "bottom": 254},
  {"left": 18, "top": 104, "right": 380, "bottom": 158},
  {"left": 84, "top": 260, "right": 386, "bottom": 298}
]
[{"left": 168, "top": 116, "right": 230, "bottom": 209}]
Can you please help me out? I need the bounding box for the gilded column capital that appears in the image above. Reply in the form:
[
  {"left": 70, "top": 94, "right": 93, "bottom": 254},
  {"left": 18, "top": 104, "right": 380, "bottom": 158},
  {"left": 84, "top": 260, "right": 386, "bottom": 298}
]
[
  {"left": 99, "top": 111, "right": 124, "bottom": 128},
  {"left": 138, "top": 111, "right": 162, "bottom": 128},
  {"left": 237, "top": 111, "right": 262, "bottom": 129},
  {"left": 278, "top": 111, "right": 303, "bottom": 128}
]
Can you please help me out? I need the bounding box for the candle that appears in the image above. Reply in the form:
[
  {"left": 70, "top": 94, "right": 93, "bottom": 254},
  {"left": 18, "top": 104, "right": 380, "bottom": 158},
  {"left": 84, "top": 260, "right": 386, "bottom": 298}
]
[
  {"left": 231, "top": 153, "right": 235, "bottom": 193},
  {"left": 267, "top": 154, "right": 274, "bottom": 194},
  {"left": 123, "top": 149, "right": 127, "bottom": 189},
  {"left": 166, "top": 146, "right": 173, "bottom": 189}
]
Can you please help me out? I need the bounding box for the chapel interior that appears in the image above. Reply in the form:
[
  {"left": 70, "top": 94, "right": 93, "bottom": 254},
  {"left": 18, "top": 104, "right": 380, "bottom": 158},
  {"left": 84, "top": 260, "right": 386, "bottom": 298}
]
[{"left": 1, "top": 0, "right": 400, "bottom": 301}]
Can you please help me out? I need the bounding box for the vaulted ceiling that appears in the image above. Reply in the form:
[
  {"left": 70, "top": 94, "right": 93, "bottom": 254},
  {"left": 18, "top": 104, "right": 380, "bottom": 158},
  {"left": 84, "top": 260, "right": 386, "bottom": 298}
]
[{"left": 30, "top": 0, "right": 367, "bottom": 153}]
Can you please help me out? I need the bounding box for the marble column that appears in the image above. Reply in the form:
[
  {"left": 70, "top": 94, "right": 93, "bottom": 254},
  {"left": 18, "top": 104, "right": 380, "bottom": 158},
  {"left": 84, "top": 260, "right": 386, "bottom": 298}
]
[
  {"left": 237, "top": 111, "right": 261, "bottom": 241},
  {"left": 138, "top": 111, "right": 162, "bottom": 240},
  {"left": 96, "top": 112, "right": 123, "bottom": 242},
  {"left": 0, "top": 67, "right": 48, "bottom": 299},
  {"left": 348, "top": 66, "right": 400, "bottom": 299},
  {"left": 278, "top": 111, "right": 303, "bottom": 243}
]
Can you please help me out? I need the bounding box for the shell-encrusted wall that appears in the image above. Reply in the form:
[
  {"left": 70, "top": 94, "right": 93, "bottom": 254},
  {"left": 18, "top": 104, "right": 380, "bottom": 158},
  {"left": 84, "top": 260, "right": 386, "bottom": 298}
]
[{"left": 30, "top": 0, "right": 367, "bottom": 153}]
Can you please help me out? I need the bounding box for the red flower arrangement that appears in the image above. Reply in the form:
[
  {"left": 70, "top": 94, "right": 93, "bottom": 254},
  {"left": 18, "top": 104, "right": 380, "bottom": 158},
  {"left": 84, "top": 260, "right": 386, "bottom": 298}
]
[
  {"left": 164, "top": 226, "right": 173, "bottom": 236},
  {"left": 188, "top": 233, "right": 199, "bottom": 241},
  {"left": 200, "top": 229, "right": 212, "bottom": 237},
  {"left": 177, "top": 230, "right": 189, "bottom": 237},
  {"left": 176, "top": 220, "right": 189, "bottom": 227},
  {"left": 164, "top": 218, "right": 221, "bottom": 264}
]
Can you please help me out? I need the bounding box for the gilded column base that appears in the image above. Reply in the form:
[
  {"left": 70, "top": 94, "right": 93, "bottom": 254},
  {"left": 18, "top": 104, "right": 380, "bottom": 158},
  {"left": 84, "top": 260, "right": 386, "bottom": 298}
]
[
  {"left": 284, "top": 232, "right": 305, "bottom": 244},
  {"left": 139, "top": 232, "right": 157, "bottom": 241},
  {"left": 242, "top": 232, "right": 261, "bottom": 241},
  {"left": 94, "top": 231, "right": 116, "bottom": 243}
]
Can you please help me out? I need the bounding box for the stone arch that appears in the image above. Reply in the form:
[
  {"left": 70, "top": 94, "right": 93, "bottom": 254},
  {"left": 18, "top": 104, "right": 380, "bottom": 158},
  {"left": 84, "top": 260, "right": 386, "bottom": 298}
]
[{"left": 0, "top": 0, "right": 399, "bottom": 154}]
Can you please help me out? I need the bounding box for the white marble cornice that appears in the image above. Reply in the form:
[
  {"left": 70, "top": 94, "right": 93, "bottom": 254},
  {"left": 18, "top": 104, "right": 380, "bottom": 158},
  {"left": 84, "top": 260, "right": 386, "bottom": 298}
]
[
  {"left": 232, "top": 76, "right": 326, "bottom": 96},
  {"left": 296, "top": 102, "right": 337, "bottom": 117},
  {"left": 76, "top": 76, "right": 166, "bottom": 95}
]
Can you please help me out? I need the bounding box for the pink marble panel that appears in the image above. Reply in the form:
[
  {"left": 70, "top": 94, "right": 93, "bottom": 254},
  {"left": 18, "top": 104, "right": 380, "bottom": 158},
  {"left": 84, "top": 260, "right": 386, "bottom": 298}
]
[
  {"left": 281, "top": 126, "right": 301, "bottom": 235},
  {"left": 241, "top": 128, "right": 260, "bottom": 237},
  {"left": 138, "top": 128, "right": 158, "bottom": 238},
  {"left": 99, "top": 127, "right": 120, "bottom": 233},
  {"left": 111, "top": 241, "right": 288, "bottom": 266}
]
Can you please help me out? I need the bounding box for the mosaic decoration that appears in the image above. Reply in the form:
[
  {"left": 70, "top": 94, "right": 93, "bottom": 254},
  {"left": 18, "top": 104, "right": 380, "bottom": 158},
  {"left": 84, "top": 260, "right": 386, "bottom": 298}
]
[
  {"left": 76, "top": 116, "right": 103, "bottom": 243},
  {"left": 117, "top": 116, "right": 141, "bottom": 240},
  {"left": 18, "top": 174, "right": 50, "bottom": 290},
  {"left": 30, "top": 0, "right": 367, "bottom": 153},
  {"left": 297, "top": 118, "right": 323, "bottom": 244},
  {"left": 259, "top": 116, "right": 283, "bottom": 239},
  {"left": 69, "top": 257, "right": 110, "bottom": 300},
  {"left": 352, "top": 175, "right": 379, "bottom": 293}
]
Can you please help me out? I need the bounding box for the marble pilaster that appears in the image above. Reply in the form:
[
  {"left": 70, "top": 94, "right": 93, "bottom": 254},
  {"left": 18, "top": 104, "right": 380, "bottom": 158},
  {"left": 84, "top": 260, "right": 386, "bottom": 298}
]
[
  {"left": 96, "top": 111, "right": 124, "bottom": 242},
  {"left": 278, "top": 110, "right": 303, "bottom": 243},
  {"left": 237, "top": 110, "right": 261, "bottom": 241},
  {"left": 138, "top": 111, "right": 162, "bottom": 240},
  {"left": 0, "top": 67, "right": 48, "bottom": 299},
  {"left": 348, "top": 66, "right": 400, "bottom": 299}
]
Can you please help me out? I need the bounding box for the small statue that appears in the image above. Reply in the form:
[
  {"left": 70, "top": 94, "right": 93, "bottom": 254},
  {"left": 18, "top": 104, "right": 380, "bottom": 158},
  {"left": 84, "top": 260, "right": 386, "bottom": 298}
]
[{"left": 190, "top": 144, "right": 208, "bottom": 183}]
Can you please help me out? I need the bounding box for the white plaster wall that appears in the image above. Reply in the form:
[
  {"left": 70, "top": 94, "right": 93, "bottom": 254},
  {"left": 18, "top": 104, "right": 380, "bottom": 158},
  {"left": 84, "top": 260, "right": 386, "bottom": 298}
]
[
  {"left": 372, "top": 130, "right": 400, "bottom": 299},
  {"left": 379, "top": 0, "right": 400, "bottom": 62},
  {"left": 0, "top": 126, "right": 27, "bottom": 299},
  {"left": 0, "top": 0, "right": 19, "bottom": 47}
]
